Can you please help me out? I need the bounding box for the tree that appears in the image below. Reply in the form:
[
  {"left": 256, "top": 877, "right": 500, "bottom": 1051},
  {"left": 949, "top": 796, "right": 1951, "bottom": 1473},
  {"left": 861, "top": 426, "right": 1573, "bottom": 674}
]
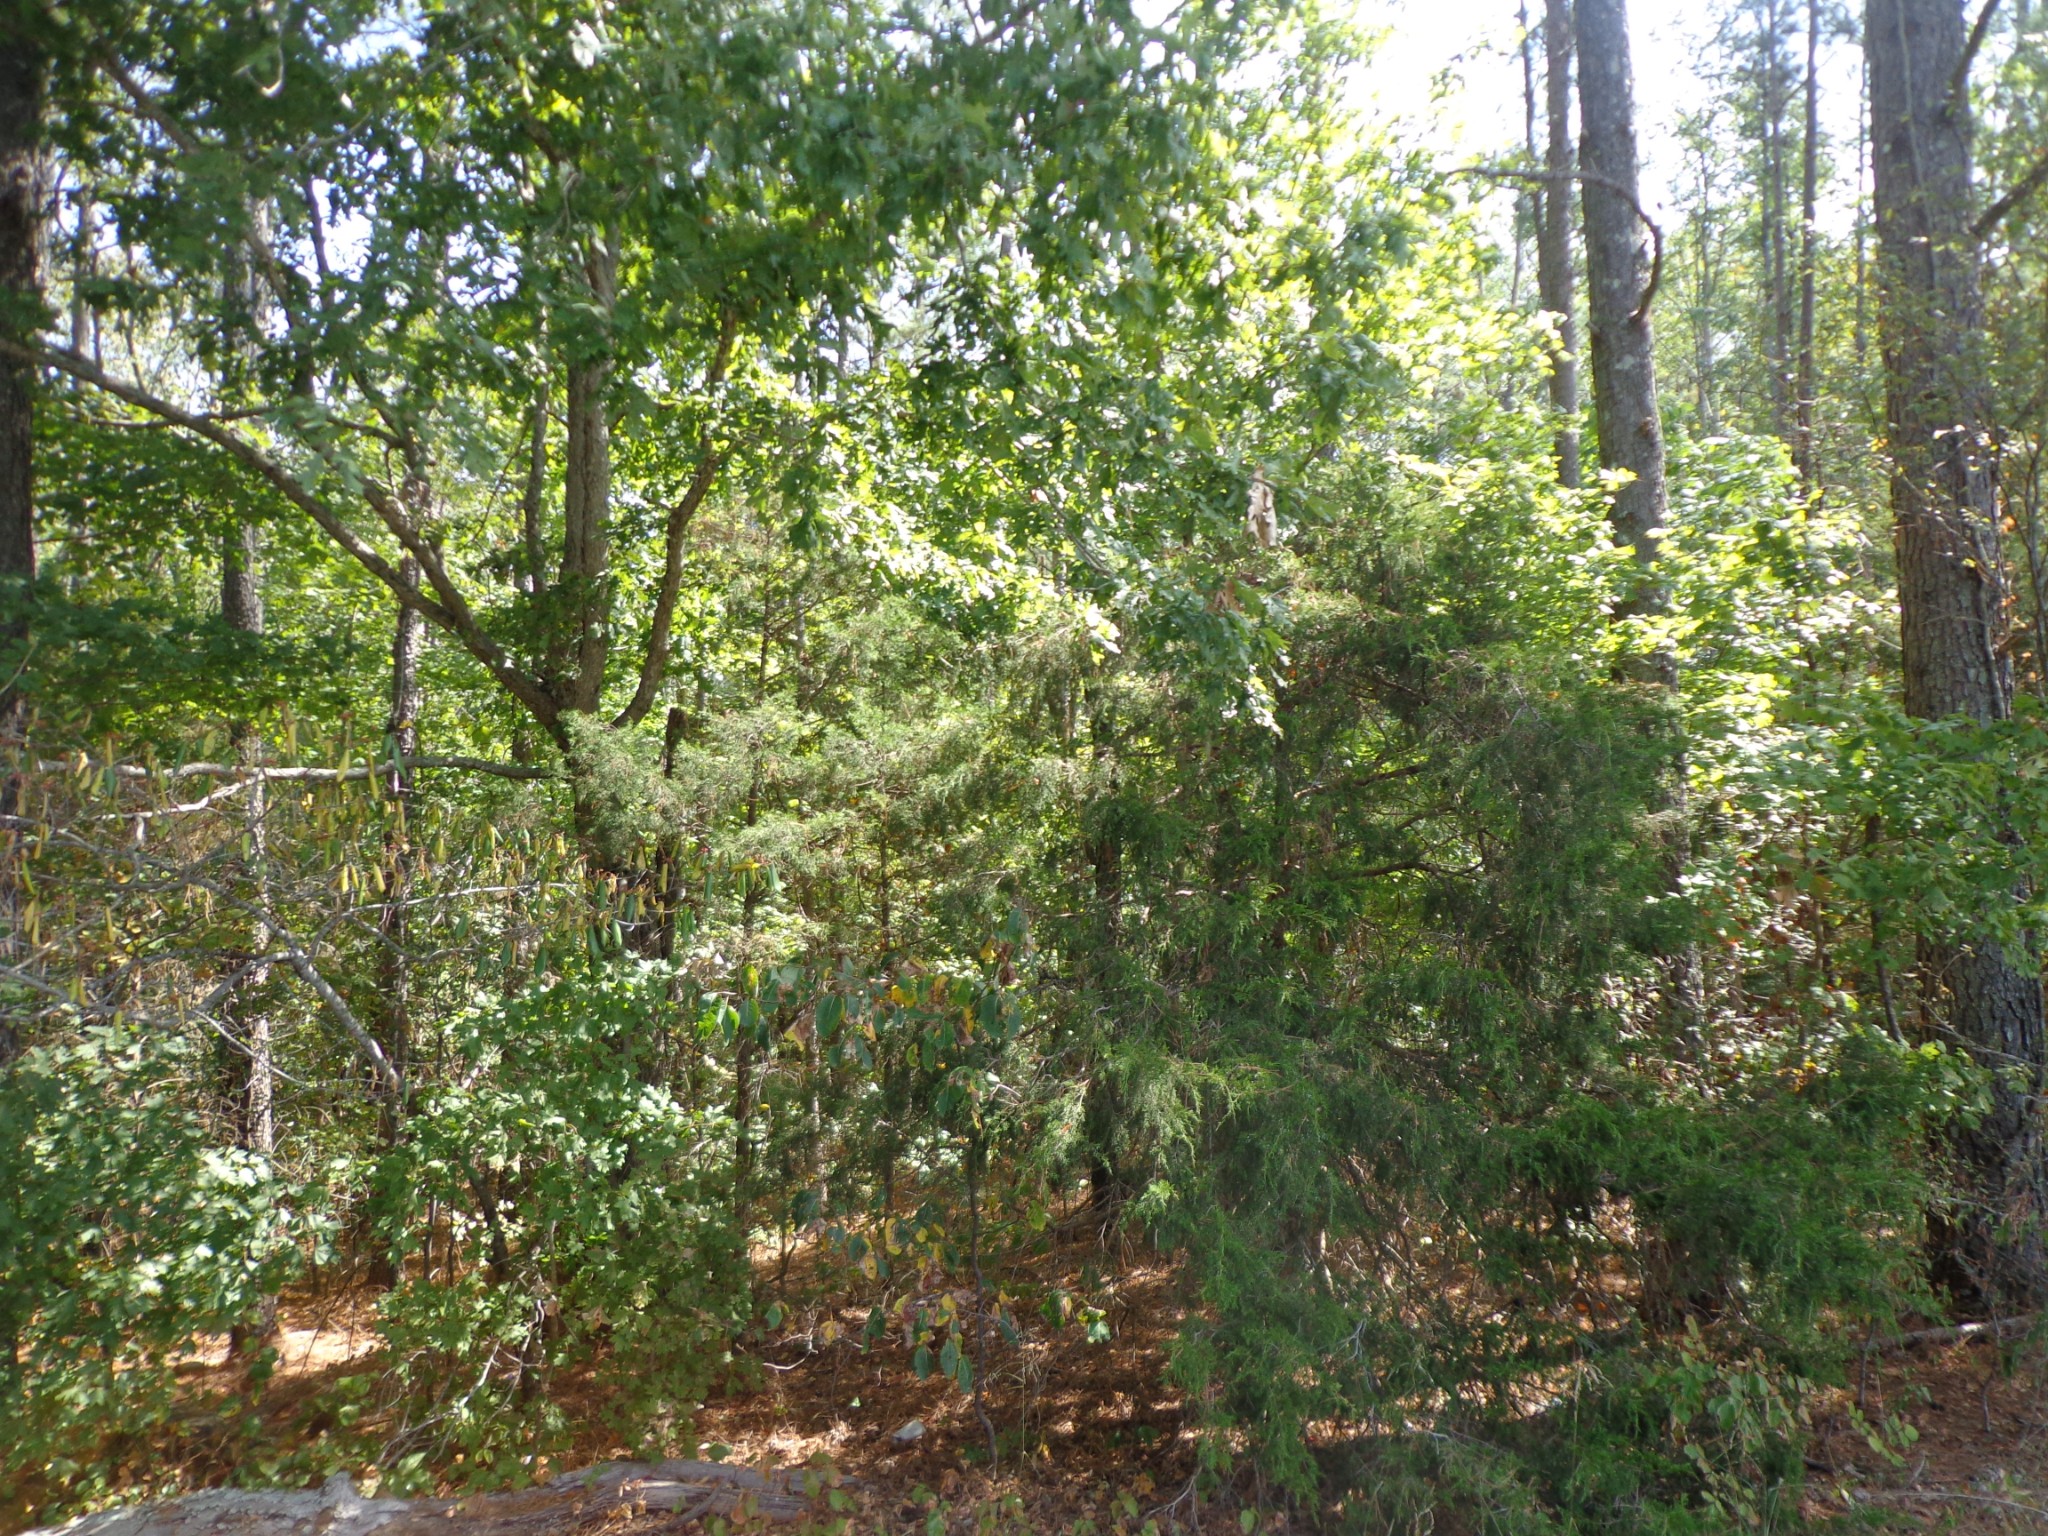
[
  {"left": 1577, "top": 0, "right": 1668, "bottom": 627},
  {"left": 1868, "top": 0, "right": 2048, "bottom": 1302},
  {"left": 1539, "top": 0, "right": 1582, "bottom": 487}
]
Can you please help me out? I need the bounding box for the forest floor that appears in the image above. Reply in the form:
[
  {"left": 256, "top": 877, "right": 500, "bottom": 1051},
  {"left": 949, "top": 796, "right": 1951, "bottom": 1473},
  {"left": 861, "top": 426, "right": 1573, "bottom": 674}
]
[{"left": 25, "top": 1237, "right": 2048, "bottom": 1536}]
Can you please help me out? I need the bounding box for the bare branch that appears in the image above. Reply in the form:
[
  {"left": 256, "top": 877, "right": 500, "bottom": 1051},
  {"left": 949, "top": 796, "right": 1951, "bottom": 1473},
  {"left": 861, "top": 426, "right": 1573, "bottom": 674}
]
[
  {"left": 1945, "top": 0, "right": 2003, "bottom": 120},
  {"left": 1973, "top": 146, "right": 2048, "bottom": 243}
]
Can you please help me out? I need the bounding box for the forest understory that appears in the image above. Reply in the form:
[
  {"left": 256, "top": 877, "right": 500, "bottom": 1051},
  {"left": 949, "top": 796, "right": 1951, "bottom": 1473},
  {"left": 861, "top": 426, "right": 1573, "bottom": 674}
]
[
  {"left": 18, "top": 1226, "right": 2048, "bottom": 1536},
  {"left": 9, "top": 0, "right": 2048, "bottom": 1530}
]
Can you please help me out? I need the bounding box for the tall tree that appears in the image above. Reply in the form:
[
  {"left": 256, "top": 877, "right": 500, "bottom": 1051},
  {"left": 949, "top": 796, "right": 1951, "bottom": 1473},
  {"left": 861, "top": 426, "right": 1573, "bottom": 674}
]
[
  {"left": 1577, "top": 0, "right": 1667, "bottom": 626},
  {"left": 1869, "top": 0, "right": 2048, "bottom": 1302},
  {"left": 0, "top": 9, "right": 42, "bottom": 1078},
  {"left": 0, "top": 17, "right": 38, "bottom": 675},
  {"left": 1540, "top": 0, "right": 1583, "bottom": 488},
  {"left": 1795, "top": 0, "right": 1821, "bottom": 484}
]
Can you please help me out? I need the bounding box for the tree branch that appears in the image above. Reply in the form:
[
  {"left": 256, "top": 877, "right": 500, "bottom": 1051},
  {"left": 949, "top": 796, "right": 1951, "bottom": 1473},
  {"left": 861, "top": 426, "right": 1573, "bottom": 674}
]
[
  {"left": 1945, "top": 0, "right": 2003, "bottom": 120},
  {"left": 1973, "top": 146, "right": 2048, "bottom": 242},
  {"left": 614, "top": 308, "right": 739, "bottom": 729},
  {"left": 1455, "top": 165, "right": 1663, "bottom": 321},
  {"left": 42, "top": 755, "right": 549, "bottom": 785},
  {"left": 11, "top": 342, "right": 565, "bottom": 738}
]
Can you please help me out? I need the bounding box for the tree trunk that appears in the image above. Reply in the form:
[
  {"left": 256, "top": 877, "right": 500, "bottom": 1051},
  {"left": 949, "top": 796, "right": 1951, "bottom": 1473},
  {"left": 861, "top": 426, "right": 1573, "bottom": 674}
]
[
  {"left": 1795, "top": 0, "right": 1821, "bottom": 485},
  {"left": 0, "top": 20, "right": 42, "bottom": 1085},
  {"left": 556, "top": 237, "right": 616, "bottom": 716},
  {"left": 1577, "top": 0, "right": 1667, "bottom": 618},
  {"left": 1766, "top": 2, "right": 1795, "bottom": 440},
  {"left": 0, "top": 25, "right": 38, "bottom": 683},
  {"left": 222, "top": 518, "right": 280, "bottom": 1354},
  {"left": 1540, "top": 0, "right": 1582, "bottom": 489},
  {"left": 1868, "top": 0, "right": 2048, "bottom": 1305}
]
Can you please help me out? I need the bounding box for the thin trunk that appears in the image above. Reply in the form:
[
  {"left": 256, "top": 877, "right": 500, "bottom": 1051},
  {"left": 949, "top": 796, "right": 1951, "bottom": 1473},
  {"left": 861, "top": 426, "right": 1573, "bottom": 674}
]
[
  {"left": 1856, "top": 48, "right": 1871, "bottom": 370},
  {"left": 222, "top": 517, "right": 279, "bottom": 1354},
  {"left": 0, "top": 27, "right": 40, "bottom": 715},
  {"left": 1515, "top": 1, "right": 1537, "bottom": 310},
  {"left": 1796, "top": 0, "right": 1822, "bottom": 485},
  {"left": 1869, "top": 0, "right": 2048, "bottom": 1304},
  {"left": 0, "top": 22, "right": 42, "bottom": 1097},
  {"left": 1766, "top": 3, "right": 1796, "bottom": 438},
  {"left": 364, "top": 557, "right": 423, "bottom": 1288},
  {"left": 521, "top": 383, "right": 548, "bottom": 598},
  {"left": 1540, "top": 0, "right": 1583, "bottom": 487},
  {"left": 1693, "top": 144, "right": 1721, "bottom": 433},
  {"left": 556, "top": 235, "right": 616, "bottom": 714}
]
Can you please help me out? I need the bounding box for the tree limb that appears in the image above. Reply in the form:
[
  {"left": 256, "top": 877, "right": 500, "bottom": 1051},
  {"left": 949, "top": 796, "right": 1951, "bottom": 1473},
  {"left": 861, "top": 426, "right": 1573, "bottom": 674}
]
[
  {"left": 1973, "top": 146, "right": 2048, "bottom": 243},
  {"left": 9, "top": 342, "right": 565, "bottom": 738},
  {"left": 1454, "top": 165, "right": 1663, "bottom": 321},
  {"left": 614, "top": 308, "right": 739, "bottom": 729},
  {"left": 1945, "top": 0, "right": 2003, "bottom": 120}
]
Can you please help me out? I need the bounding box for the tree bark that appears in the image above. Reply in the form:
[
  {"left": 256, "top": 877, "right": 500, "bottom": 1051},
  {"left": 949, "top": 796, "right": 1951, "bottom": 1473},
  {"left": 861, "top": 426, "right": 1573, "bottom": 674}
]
[
  {"left": 1796, "top": 0, "right": 1822, "bottom": 485},
  {"left": 1869, "top": 0, "right": 2048, "bottom": 1304},
  {"left": 0, "top": 18, "right": 42, "bottom": 1082},
  {"left": 1540, "top": 0, "right": 1583, "bottom": 489},
  {"left": 222, "top": 518, "right": 280, "bottom": 1354},
  {"left": 1577, "top": 0, "right": 1667, "bottom": 618},
  {"left": 0, "top": 23, "right": 38, "bottom": 678},
  {"left": 556, "top": 237, "right": 616, "bottom": 715}
]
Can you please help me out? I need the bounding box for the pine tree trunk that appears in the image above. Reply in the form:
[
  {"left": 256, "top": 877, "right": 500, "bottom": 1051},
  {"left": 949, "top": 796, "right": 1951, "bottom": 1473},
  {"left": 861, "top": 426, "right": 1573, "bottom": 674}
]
[
  {"left": 1868, "top": 0, "right": 2048, "bottom": 1304},
  {"left": 1577, "top": 0, "right": 1666, "bottom": 616},
  {"left": 1540, "top": 0, "right": 1582, "bottom": 489}
]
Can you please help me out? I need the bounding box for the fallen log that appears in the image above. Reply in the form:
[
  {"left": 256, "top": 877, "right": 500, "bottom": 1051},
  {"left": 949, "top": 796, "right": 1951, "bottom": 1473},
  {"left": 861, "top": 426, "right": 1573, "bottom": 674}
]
[{"left": 22, "top": 1458, "right": 842, "bottom": 1536}]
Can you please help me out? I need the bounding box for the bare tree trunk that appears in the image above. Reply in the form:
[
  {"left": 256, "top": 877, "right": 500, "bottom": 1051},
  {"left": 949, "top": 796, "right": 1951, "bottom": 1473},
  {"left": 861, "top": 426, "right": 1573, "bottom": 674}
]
[
  {"left": 1795, "top": 0, "right": 1822, "bottom": 485},
  {"left": 1690, "top": 142, "right": 1721, "bottom": 433},
  {"left": 1540, "top": 0, "right": 1583, "bottom": 488},
  {"left": 1516, "top": 1, "right": 1537, "bottom": 310},
  {"left": 1869, "top": 0, "right": 2048, "bottom": 1305},
  {"left": 0, "top": 25, "right": 38, "bottom": 683},
  {"left": 1577, "top": 0, "right": 1667, "bottom": 618},
  {"left": 222, "top": 517, "right": 280, "bottom": 1354},
  {"left": 1767, "top": 1, "right": 1796, "bottom": 440},
  {"left": 1579, "top": 0, "right": 1704, "bottom": 1055},
  {"left": 0, "top": 19, "right": 43, "bottom": 1087},
  {"left": 556, "top": 237, "right": 616, "bottom": 716}
]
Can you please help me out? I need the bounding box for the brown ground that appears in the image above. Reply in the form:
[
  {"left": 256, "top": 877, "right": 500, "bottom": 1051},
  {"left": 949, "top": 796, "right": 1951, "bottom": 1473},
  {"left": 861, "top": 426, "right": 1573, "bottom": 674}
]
[
  {"left": 18, "top": 1237, "right": 2048, "bottom": 1536},
  {"left": 1804, "top": 1334, "right": 2048, "bottom": 1532}
]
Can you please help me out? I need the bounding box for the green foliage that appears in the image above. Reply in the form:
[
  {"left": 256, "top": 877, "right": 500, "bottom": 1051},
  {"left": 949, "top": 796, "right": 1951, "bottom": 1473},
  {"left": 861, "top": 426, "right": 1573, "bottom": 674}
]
[
  {"left": 0, "top": 1028, "right": 295, "bottom": 1507},
  {"left": 371, "top": 956, "right": 747, "bottom": 1479}
]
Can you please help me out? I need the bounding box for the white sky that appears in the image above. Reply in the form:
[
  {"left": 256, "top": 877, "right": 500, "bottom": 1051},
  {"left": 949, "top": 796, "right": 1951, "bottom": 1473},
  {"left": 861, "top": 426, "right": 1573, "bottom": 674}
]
[{"left": 1350, "top": 0, "right": 1868, "bottom": 231}]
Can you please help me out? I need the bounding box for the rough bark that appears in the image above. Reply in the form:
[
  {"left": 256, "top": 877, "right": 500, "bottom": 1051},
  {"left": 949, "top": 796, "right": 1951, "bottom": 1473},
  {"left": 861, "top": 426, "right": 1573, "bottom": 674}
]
[
  {"left": 1869, "top": 0, "right": 2048, "bottom": 1303},
  {"left": 1577, "top": 0, "right": 1667, "bottom": 614},
  {"left": 1540, "top": 0, "right": 1583, "bottom": 489},
  {"left": 556, "top": 238, "right": 616, "bottom": 715}
]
